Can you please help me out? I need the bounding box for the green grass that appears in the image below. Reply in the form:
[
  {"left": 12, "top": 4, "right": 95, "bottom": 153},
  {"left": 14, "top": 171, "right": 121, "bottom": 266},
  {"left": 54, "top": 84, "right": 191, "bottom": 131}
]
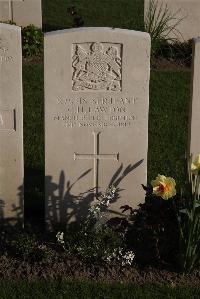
[
  {"left": 148, "top": 70, "right": 191, "bottom": 191},
  {"left": 23, "top": 64, "right": 44, "bottom": 224},
  {"left": 0, "top": 280, "right": 199, "bottom": 298},
  {"left": 23, "top": 64, "right": 44, "bottom": 169},
  {"left": 42, "top": 0, "right": 144, "bottom": 32}
]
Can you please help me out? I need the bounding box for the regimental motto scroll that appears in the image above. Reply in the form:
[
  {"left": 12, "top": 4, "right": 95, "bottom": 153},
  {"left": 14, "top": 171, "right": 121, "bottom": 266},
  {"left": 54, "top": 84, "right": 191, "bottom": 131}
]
[{"left": 72, "top": 42, "right": 122, "bottom": 92}]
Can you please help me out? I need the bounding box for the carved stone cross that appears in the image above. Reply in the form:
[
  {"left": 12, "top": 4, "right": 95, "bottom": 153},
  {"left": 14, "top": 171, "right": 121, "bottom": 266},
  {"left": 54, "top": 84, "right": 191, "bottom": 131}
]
[{"left": 74, "top": 131, "right": 119, "bottom": 197}]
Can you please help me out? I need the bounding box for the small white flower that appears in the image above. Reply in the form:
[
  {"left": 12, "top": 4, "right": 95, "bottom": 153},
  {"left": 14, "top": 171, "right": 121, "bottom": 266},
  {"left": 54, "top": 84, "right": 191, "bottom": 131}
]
[
  {"left": 56, "top": 231, "right": 65, "bottom": 245},
  {"left": 106, "top": 255, "right": 112, "bottom": 262},
  {"left": 89, "top": 205, "right": 101, "bottom": 215},
  {"left": 101, "top": 199, "right": 110, "bottom": 207},
  {"left": 122, "top": 251, "right": 135, "bottom": 266}
]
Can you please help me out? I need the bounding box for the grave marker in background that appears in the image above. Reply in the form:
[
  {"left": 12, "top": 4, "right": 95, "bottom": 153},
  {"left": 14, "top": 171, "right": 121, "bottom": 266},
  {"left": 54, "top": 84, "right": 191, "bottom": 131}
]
[
  {"left": 0, "top": 23, "right": 23, "bottom": 222},
  {"left": 189, "top": 38, "right": 200, "bottom": 156},
  {"left": 144, "top": 0, "right": 200, "bottom": 41},
  {"left": 0, "top": 0, "right": 42, "bottom": 28},
  {"left": 0, "top": 0, "right": 17, "bottom": 21},
  {"left": 45, "top": 28, "right": 150, "bottom": 228}
]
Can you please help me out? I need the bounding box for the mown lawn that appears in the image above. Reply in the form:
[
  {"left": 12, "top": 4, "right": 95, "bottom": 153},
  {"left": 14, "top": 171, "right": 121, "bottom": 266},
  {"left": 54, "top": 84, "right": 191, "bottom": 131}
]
[
  {"left": 23, "top": 64, "right": 44, "bottom": 224},
  {"left": 0, "top": 280, "right": 200, "bottom": 299},
  {"left": 42, "top": 0, "right": 144, "bottom": 32},
  {"left": 148, "top": 70, "right": 191, "bottom": 191}
]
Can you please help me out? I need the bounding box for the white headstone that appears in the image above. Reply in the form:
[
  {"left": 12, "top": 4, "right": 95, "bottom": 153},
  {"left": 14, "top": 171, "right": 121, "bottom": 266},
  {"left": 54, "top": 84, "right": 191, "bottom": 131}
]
[
  {"left": 189, "top": 38, "right": 200, "bottom": 156},
  {"left": 45, "top": 28, "right": 150, "bottom": 228},
  {"left": 0, "top": 0, "right": 42, "bottom": 28},
  {"left": 0, "top": 23, "right": 23, "bottom": 222},
  {"left": 144, "top": 0, "right": 200, "bottom": 41}
]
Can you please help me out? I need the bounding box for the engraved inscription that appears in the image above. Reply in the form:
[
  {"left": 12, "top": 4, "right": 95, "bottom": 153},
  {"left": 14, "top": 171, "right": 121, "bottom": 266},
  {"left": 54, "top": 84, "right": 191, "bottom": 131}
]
[
  {"left": 74, "top": 131, "right": 119, "bottom": 196},
  {"left": 0, "top": 109, "right": 15, "bottom": 131},
  {"left": 0, "top": 37, "right": 13, "bottom": 62},
  {"left": 54, "top": 96, "right": 136, "bottom": 128},
  {"left": 72, "top": 42, "right": 122, "bottom": 91}
]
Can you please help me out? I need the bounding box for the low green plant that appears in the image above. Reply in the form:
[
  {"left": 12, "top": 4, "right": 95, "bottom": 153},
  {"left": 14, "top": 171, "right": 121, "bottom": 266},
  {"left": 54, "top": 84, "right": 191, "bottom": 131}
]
[
  {"left": 108, "top": 161, "right": 200, "bottom": 273},
  {"left": 178, "top": 154, "right": 200, "bottom": 273},
  {"left": 6, "top": 232, "right": 48, "bottom": 262},
  {"left": 108, "top": 177, "right": 180, "bottom": 267},
  {"left": 57, "top": 225, "right": 124, "bottom": 264},
  {"left": 144, "top": 0, "right": 185, "bottom": 57},
  {"left": 22, "top": 24, "right": 43, "bottom": 57},
  {"left": 56, "top": 186, "right": 135, "bottom": 266}
]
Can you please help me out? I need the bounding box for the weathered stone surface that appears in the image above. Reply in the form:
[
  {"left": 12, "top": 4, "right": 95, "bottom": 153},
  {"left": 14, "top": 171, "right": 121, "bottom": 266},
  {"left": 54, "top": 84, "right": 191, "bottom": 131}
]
[
  {"left": 0, "top": 23, "right": 23, "bottom": 222},
  {"left": 0, "top": 0, "right": 42, "bottom": 28},
  {"left": 45, "top": 28, "right": 150, "bottom": 227},
  {"left": 144, "top": 0, "right": 200, "bottom": 41},
  {"left": 189, "top": 38, "right": 200, "bottom": 157},
  {"left": 0, "top": 0, "right": 11, "bottom": 20}
]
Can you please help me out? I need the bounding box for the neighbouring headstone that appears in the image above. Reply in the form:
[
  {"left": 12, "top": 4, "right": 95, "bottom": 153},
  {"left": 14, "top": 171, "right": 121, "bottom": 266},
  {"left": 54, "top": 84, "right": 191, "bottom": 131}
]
[
  {"left": 189, "top": 38, "right": 200, "bottom": 156},
  {"left": 45, "top": 27, "right": 150, "bottom": 228},
  {"left": 144, "top": 0, "right": 200, "bottom": 41},
  {"left": 0, "top": 23, "right": 23, "bottom": 222},
  {"left": 0, "top": 0, "right": 42, "bottom": 28}
]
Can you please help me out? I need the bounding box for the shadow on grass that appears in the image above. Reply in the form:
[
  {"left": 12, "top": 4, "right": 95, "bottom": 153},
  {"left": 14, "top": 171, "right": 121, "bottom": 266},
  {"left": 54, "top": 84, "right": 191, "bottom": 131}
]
[{"left": 24, "top": 167, "right": 44, "bottom": 229}]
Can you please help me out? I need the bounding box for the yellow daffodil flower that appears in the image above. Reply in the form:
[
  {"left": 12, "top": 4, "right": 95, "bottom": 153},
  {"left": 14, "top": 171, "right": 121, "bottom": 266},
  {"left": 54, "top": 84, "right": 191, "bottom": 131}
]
[
  {"left": 151, "top": 174, "right": 176, "bottom": 200},
  {"left": 191, "top": 154, "right": 200, "bottom": 174}
]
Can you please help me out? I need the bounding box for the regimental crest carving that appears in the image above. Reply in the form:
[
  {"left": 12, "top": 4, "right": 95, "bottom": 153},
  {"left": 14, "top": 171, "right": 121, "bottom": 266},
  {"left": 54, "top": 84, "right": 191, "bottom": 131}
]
[{"left": 72, "top": 42, "right": 122, "bottom": 91}]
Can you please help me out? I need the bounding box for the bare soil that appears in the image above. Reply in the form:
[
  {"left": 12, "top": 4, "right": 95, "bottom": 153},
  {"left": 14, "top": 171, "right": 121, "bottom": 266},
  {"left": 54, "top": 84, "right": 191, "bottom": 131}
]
[
  {"left": 151, "top": 57, "right": 191, "bottom": 71},
  {"left": 0, "top": 252, "right": 200, "bottom": 285},
  {"left": 22, "top": 54, "right": 43, "bottom": 65}
]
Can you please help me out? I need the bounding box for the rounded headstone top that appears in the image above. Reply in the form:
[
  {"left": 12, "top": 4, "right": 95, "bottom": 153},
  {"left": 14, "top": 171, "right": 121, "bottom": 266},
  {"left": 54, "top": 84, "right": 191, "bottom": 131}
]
[
  {"left": 44, "top": 27, "right": 150, "bottom": 40},
  {"left": 0, "top": 23, "right": 21, "bottom": 31}
]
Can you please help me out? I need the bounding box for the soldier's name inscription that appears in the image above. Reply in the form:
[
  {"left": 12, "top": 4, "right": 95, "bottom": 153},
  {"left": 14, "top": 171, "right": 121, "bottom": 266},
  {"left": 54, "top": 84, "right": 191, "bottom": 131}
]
[{"left": 53, "top": 96, "right": 136, "bottom": 128}]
